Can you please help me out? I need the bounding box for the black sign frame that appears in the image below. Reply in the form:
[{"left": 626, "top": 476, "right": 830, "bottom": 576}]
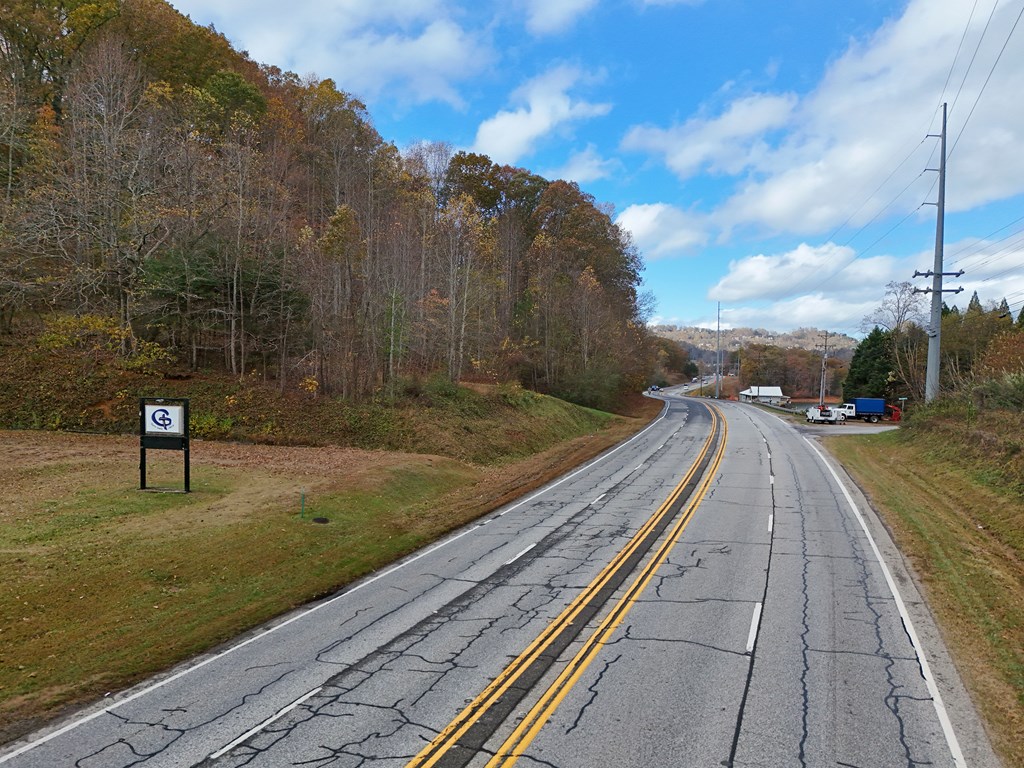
[{"left": 139, "top": 397, "right": 190, "bottom": 492}]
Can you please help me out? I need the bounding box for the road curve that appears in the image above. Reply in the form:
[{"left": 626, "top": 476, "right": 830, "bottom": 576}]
[{"left": 0, "top": 394, "right": 999, "bottom": 767}]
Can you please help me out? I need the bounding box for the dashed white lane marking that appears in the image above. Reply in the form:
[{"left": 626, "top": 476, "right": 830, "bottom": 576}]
[
  {"left": 591, "top": 493, "right": 606, "bottom": 505},
  {"left": 769, "top": 475, "right": 775, "bottom": 485},
  {"left": 745, "top": 603, "right": 763, "bottom": 654},
  {"left": 209, "top": 687, "right": 323, "bottom": 760},
  {"left": 804, "top": 438, "right": 966, "bottom": 768},
  {"left": 767, "top": 514, "right": 774, "bottom": 533},
  {"left": 504, "top": 543, "right": 537, "bottom": 566}
]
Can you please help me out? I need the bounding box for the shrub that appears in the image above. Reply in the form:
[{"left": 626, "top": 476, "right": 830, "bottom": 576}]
[
  {"left": 974, "top": 372, "right": 1024, "bottom": 410},
  {"left": 38, "top": 314, "right": 173, "bottom": 374}
]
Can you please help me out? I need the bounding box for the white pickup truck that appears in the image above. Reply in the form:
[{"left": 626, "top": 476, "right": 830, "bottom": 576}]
[{"left": 805, "top": 405, "right": 846, "bottom": 424}]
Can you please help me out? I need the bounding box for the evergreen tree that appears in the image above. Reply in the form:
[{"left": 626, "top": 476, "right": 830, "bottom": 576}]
[
  {"left": 967, "top": 291, "right": 983, "bottom": 314},
  {"left": 844, "top": 327, "right": 892, "bottom": 399}
]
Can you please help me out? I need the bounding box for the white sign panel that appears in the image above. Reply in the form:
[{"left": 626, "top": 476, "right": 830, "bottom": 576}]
[{"left": 144, "top": 404, "right": 185, "bottom": 436}]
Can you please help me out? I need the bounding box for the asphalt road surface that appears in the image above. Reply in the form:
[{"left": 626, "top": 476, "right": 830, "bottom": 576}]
[{"left": 1, "top": 392, "right": 1000, "bottom": 768}]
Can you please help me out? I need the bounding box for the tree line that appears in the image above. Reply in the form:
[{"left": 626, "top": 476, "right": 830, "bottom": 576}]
[
  {"left": 0, "top": 0, "right": 655, "bottom": 409},
  {"left": 846, "top": 282, "right": 1024, "bottom": 407}
]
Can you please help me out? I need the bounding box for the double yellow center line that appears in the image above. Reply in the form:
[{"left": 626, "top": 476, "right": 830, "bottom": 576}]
[{"left": 408, "top": 402, "right": 726, "bottom": 768}]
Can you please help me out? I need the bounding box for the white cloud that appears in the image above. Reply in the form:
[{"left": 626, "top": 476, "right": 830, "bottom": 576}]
[
  {"left": 621, "top": 93, "right": 797, "bottom": 180},
  {"left": 615, "top": 203, "right": 708, "bottom": 259},
  {"left": 697, "top": 235, "right": 1024, "bottom": 333},
  {"left": 309, "top": 20, "right": 491, "bottom": 107},
  {"left": 708, "top": 242, "right": 915, "bottom": 304},
  {"left": 722, "top": 294, "right": 881, "bottom": 334},
  {"left": 625, "top": 0, "right": 1024, "bottom": 238},
  {"left": 524, "top": 0, "right": 599, "bottom": 35},
  {"left": 545, "top": 144, "right": 620, "bottom": 183},
  {"left": 472, "top": 66, "right": 612, "bottom": 165},
  {"left": 170, "top": 0, "right": 490, "bottom": 106}
]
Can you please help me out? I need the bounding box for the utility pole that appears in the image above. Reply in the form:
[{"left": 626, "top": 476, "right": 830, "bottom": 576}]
[
  {"left": 715, "top": 302, "right": 721, "bottom": 399},
  {"left": 915, "top": 103, "right": 963, "bottom": 403},
  {"left": 818, "top": 330, "right": 830, "bottom": 405}
]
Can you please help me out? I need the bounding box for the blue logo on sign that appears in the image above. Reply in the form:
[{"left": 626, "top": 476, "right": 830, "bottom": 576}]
[{"left": 150, "top": 408, "right": 174, "bottom": 431}]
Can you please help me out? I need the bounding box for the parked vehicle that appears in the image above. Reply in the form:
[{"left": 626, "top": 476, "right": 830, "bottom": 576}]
[
  {"left": 838, "top": 397, "right": 902, "bottom": 423},
  {"left": 834, "top": 403, "right": 857, "bottom": 419},
  {"left": 806, "top": 405, "right": 845, "bottom": 424}
]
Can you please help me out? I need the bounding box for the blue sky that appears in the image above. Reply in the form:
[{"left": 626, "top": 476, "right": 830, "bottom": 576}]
[{"left": 169, "top": 0, "right": 1024, "bottom": 336}]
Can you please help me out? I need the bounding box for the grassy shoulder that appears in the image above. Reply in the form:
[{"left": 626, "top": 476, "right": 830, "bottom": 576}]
[{"left": 825, "top": 420, "right": 1023, "bottom": 767}]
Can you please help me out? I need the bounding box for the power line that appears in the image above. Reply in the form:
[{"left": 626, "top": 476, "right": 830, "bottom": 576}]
[
  {"left": 823, "top": 139, "right": 929, "bottom": 248},
  {"left": 949, "top": 1, "right": 1024, "bottom": 159},
  {"left": 979, "top": 254, "right": 1024, "bottom": 283},
  {"left": 946, "top": 214, "right": 1024, "bottom": 263},
  {"left": 937, "top": 0, "right": 983, "bottom": 111},
  {"left": 762, "top": 170, "right": 933, "bottom": 304},
  {"left": 946, "top": 0, "right": 1000, "bottom": 121},
  {"left": 949, "top": 231, "right": 1024, "bottom": 275}
]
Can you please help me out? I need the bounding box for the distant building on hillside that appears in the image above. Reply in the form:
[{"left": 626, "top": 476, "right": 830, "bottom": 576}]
[{"left": 739, "top": 386, "right": 789, "bottom": 406}]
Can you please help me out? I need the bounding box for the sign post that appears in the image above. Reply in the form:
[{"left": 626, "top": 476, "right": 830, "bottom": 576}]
[{"left": 140, "top": 398, "right": 190, "bottom": 492}]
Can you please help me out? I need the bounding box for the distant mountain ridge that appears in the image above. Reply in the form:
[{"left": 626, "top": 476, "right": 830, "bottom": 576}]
[{"left": 651, "top": 325, "right": 858, "bottom": 354}]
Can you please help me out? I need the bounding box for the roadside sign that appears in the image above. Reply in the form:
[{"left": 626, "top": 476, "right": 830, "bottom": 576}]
[{"left": 139, "top": 398, "right": 190, "bottom": 492}]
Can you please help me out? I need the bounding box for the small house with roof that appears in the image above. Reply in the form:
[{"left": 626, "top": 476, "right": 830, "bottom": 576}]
[{"left": 739, "top": 386, "right": 789, "bottom": 406}]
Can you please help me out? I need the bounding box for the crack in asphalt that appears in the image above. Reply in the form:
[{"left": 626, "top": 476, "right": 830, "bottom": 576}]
[
  {"left": 197, "top": 446, "right": 695, "bottom": 766},
  {"left": 562, "top": 652, "right": 623, "bottom": 735},
  {"left": 725, "top": 411, "right": 777, "bottom": 768},
  {"left": 609, "top": 623, "right": 750, "bottom": 658},
  {"left": 833, "top": 484, "right": 922, "bottom": 767}
]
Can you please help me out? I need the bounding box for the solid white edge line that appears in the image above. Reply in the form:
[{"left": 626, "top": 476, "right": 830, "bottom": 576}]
[
  {"left": 804, "top": 438, "right": 967, "bottom": 768},
  {"left": 745, "top": 602, "right": 763, "bottom": 654},
  {"left": 1, "top": 399, "right": 678, "bottom": 764},
  {"left": 504, "top": 543, "right": 537, "bottom": 566},
  {"left": 209, "top": 686, "right": 323, "bottom": 760}
]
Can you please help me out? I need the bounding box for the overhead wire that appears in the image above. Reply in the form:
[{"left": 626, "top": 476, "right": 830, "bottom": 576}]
[
  {"left": 949, "top": 227, "right": 1024, "bottom": 271},
  {"left": 945, "top": 0, "right": 1000, "bottom": 122},
  {"left": 830, "top": 0, "right": 1024, "bottom": 325},
  {"left": 715, "top": 1, "right": 1023, "bottom": 336},
  {"left": 945, "top": 214, "right": 1024, "bottom": 263},
  {"left": 936, "top": 0, "right": 982, "bottom": 110},
  {"left": 949, "top": 1, "right": 1024, "bottom": 159}
]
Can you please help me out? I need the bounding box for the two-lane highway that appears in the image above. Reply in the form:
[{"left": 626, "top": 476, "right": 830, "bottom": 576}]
[{"left": 1, "top": 393, "right": 997, "bottom": 767}]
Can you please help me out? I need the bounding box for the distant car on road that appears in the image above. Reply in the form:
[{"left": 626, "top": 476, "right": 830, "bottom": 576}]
[{"left": 649, "top": 384, "right": 660, "bottom": 391}]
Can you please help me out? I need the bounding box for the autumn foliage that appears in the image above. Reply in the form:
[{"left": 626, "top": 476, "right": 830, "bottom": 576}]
[{"left": 0, "top": 1, "right": 658, "bottom": 410}]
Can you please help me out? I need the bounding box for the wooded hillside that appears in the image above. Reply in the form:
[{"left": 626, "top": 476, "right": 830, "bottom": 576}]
[{"left": 0, "top": 0, "right": 657, "bottom": 409}]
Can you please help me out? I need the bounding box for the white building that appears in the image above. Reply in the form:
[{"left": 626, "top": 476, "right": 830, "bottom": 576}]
[{"left": 739, "top": 386, "right": 789, "bottom": 406}]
